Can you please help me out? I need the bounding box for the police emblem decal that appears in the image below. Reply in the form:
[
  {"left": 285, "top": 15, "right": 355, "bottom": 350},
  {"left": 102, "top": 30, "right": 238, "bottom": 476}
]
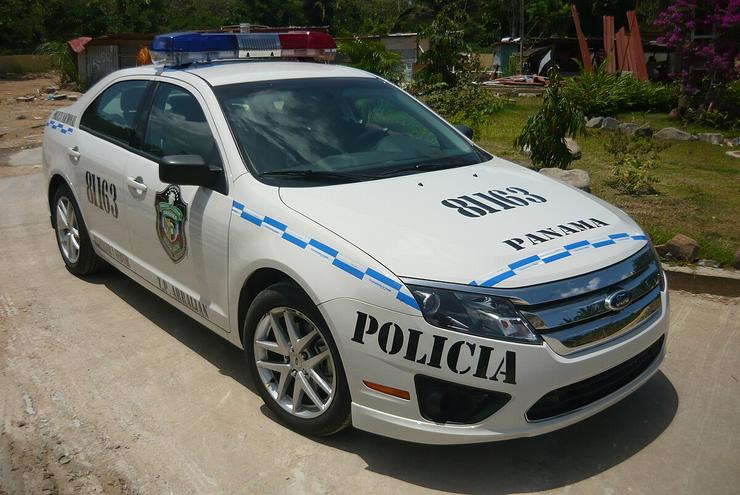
[{"left": 155, "top": 184, "right": 188, "bottom": 263}]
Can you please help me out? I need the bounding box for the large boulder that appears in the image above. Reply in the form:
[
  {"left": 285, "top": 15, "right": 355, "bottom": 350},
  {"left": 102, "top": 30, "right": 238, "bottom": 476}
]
[
  {"left": 654, "top": 234, "right": 700, "bottom": 261},
  {"left": 601, "top": 117, "right": 619, "bottom": 130},
  {"left": 586, "top": 117, "right": 604, "bottom": 128},
  {"left": 619, "top": 122, "right": 638, "bottom": 135},
  {"left": 539, "top": 168, "right": 591, "bottom": 192},
  {"left": 654, "top": 127, "right": 697, "bottom": 141},
  {"left": 697, "top": 132, "right": 724, "bottom": 145},
  {"left": 634, "top": 123, "right": 653, "bottom": 137}
]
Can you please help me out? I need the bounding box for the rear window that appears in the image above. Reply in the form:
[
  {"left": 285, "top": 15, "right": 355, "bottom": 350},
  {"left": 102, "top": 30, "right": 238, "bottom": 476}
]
[{"left": 80, "top": 80, "right": 148, "bottom": 144}]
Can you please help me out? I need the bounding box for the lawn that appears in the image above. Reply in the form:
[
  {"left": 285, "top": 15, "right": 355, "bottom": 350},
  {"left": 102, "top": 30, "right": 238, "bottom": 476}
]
[{"left": 474, "top": 97, "right": 740, "bottom": 265}]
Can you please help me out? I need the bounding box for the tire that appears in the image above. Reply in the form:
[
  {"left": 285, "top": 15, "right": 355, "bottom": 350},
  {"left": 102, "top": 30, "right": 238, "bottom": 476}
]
[
  {"left": 51, "top": 183, "right": 106, "bottom": 276},
  {"left": 244, "top": 282, "right": 351, "bottom": 436}
]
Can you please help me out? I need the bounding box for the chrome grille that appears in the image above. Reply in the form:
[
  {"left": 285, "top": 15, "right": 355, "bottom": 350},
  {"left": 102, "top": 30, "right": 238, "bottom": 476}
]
[{"left": 515, "top": 245, "right": 663, "bottom": 355}]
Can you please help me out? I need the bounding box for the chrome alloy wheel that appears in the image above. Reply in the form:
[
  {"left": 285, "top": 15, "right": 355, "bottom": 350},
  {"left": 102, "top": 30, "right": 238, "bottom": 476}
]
[
  {"left": 55, "top": 196, "right": 80, "bottom": 264},
  {"left": 253, "top": 307, "right": 336, "bottom": 419}
]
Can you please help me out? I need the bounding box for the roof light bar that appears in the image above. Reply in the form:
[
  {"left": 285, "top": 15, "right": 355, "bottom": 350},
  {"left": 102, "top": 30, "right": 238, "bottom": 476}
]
[{"left": 150, "top": 31, "right": 337, "bottom": 67}]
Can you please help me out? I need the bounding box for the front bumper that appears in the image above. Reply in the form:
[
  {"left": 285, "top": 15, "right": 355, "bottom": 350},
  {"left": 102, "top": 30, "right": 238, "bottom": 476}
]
[{"left": 319, "top": 287, "right": 669, "bottom": 445}]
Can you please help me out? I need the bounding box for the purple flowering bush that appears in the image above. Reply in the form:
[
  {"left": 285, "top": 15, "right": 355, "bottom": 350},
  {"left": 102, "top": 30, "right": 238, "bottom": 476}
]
[{"left": 655, "top": 0, "right": 739, "bottom": 128}]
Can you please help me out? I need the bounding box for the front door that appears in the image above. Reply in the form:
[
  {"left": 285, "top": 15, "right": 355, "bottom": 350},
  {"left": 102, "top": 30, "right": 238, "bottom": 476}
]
[
  {"left": 76, "top": 79, "right": 150, "bottom": 265},
  {"left": 123, "top": 81, "right": 232, "bottom": 331}
]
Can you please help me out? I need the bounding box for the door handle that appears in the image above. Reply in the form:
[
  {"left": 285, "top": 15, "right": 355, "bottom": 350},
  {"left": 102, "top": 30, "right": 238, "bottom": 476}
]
[
  {"left": 126, "top": 176, "right": 148, "bottom": 193},
  {"left": 68, "top": 146, "right": 80, "bottom": 161}
]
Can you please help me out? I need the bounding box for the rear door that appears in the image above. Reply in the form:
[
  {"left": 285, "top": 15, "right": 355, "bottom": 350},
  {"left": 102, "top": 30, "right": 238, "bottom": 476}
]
[
  {"left": 76, "top": 79, "right": 151, "bottom": 266},
  {"left": 122, "top": 81, "right": 232, "bottom": 330}
]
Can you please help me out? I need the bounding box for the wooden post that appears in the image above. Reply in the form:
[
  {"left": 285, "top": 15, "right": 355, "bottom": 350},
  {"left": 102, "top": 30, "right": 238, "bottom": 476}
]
[
  {"left": 603, "top": 16, "right": 616, "bottom": 73},
  {"left": 571, "top": 4, "right": 592, "bottom": 71},
  {"left": 616, "top": 27, "right": 629, "bottom": 72},
  {"left": 627, "top": 10, "right": 649, "bottom": 80}
]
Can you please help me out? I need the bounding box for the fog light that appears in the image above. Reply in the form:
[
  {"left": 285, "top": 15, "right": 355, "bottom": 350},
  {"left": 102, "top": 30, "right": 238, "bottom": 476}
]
[{"left": 415, "top": 375, "right": 511, "bottom": 424}]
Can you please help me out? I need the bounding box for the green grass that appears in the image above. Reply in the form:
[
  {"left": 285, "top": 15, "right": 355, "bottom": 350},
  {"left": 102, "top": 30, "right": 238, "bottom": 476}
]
[{"left": 475, "top": 97, "right": 740, "bottom": 266}]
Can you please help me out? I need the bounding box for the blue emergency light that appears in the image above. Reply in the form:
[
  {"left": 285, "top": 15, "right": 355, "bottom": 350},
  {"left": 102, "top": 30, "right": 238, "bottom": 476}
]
[{"left": 150, "top": 31, "right": 337, "bottom": 67}]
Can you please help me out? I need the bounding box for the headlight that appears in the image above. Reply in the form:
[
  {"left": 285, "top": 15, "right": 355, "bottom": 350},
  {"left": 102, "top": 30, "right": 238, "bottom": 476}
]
[{"left": 407, "top": 285, "right": 540, "bottom": 344}]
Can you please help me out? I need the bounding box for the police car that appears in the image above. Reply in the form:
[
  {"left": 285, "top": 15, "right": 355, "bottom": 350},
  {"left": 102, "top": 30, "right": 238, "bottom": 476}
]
[{"left": 42, "top": 31, "right": 668, "bottom": 444}]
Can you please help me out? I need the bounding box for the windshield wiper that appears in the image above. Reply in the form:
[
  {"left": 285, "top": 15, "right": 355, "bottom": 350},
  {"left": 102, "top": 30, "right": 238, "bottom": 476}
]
[
  {"left": 259, "top": 169, "right": 378, "bottom": 182},
  {"left": 378, "top": 158, "right": 476, "bottom": 177}
]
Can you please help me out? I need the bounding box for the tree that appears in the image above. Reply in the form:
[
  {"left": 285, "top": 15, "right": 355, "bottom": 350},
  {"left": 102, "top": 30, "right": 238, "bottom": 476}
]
[
  {"left": 339, "top": 38, "right": 404, "bottom": 83},
  {"left": 514, "top": 69, "right": 585, "bottom": 170},
  {"left": 416, "top": 10, "right": 469, "bottom": 86}
]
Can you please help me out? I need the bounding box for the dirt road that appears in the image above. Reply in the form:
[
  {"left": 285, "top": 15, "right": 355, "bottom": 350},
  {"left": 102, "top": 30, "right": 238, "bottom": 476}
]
[{"left": 1, "top": 171, "right": 739, "bottom": 495}]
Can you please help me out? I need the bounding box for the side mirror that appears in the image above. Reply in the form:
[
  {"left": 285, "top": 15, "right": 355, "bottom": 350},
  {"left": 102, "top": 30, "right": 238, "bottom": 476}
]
[
  {"left": 159, "top": 155, "right": 221, "bottom": 187},
  {"left": 453, "top": 124, "right": 474, "bottom": 139}
]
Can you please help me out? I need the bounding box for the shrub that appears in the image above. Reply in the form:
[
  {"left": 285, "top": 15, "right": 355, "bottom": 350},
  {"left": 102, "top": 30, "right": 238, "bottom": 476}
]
[
  {"left": 413, "top": 82, "right": 505, "bottom": 137},
  {"left": 35, "top": 41, "right": 77, "bottom": 86},
  {"left": 604, "top": 133, "right": 666, "bottom": 195},
  {"left": 339, "top": 38, "right": 404, "bottom": 85},
  {"left": 563, "top": 61, "right": 678, "bottom": 117},
  {"left": 514, "top": 69, "right": 584, "bottom": 170}
]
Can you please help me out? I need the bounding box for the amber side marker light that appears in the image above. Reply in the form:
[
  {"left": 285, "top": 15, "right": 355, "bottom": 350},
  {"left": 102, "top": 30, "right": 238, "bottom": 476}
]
[{"left": 363, "top": 380, "right": 411, "bottom": 400}]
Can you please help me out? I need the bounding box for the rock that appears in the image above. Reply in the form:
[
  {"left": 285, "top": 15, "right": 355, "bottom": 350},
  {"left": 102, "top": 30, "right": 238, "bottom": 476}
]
[
  {"left": 654, "top": 127, "right": 697, "bottom": 141},
  {"left": 726, "top": 150, "right": 740, "bottom": 159},
  {"left": 656, "top": 234, "right": 700, "bottom": 261},
  {"left": 634, "top": 123, "right": 653, "bottom": 137},
  {"left": 728, "top": 137, "right": 740, "bottom": 147},
  {"left": 735, "top": 248, "right": 740, "bottom": 270},
  {"left": 45, "top": 86, "right": 59, "bottom": 94},
  {"left": 564, "top": 137, "right": 581, "bottom": 158},
  {"left": 697, "top": 132, "right": 723, "bottom": 145},
  {"left": 15, "top": 114, "right": 27, "bottom": 120},
  {"left": 51, "top": 93, "right": 67, "bottom": 100},
  {"left": 668, "top": 108, "right": 680, "bottom": 119},
  {"left": 696, "top": 259, "right": 722, "bottom": 268},
  {"left": 600, "top": 117, "right": 619, "bottom": 130},
  {"left": 539, "top": 168, "right": 591, "bottom": 192},
  {"left": 68, "top": 95, "right": 78, "bottom": 101},
  {"left": 16, "top": 96, "right": 35, "bottom": 102},
  {"left": 619, "top": 122, "right": 638, "bottom": 135},
  {"left": 586, "top": 117, "right": 604, "bottom": 128}
]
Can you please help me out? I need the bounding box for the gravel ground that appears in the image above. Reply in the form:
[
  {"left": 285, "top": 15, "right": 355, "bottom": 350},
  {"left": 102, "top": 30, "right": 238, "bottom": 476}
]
[{"left": 1, "top": 171, "right": 739, "bottom": 495}]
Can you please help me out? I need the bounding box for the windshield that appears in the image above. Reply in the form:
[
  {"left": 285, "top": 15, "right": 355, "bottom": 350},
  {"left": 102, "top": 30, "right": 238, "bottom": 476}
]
[{"left": 215, "top": 77, "right": 488, "bottom": 185}]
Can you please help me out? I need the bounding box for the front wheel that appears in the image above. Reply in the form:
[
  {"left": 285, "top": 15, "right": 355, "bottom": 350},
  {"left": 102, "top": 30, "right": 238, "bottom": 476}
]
[
  {"left": 51, "top": 184, "right": 106, "bottom": 276},
  {"left": 243, "top": 282, "right": 351, "bottom": 436}
]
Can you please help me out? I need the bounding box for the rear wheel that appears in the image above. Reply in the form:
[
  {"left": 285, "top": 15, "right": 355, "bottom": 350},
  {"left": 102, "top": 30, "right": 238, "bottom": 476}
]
[
  {"left": 244, "top": 282, "right": 351, "bottom": 436},
  {"left": 52, "top": 184, "right": 106, "bottom": 276}
]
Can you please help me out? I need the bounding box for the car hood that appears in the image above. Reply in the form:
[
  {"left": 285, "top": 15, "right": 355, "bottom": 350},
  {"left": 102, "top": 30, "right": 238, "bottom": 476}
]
[{"left": 279, "top": 158, "right": 648, "bottom": 288}]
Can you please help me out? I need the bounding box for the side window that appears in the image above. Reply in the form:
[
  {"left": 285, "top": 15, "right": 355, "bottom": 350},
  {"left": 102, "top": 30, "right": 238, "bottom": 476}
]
[
  {"left": 80, "top": 80, "right": 148, "bottom": 144},
  {"left": 143, "top": 84, "right": 222, "bottom": 165}
]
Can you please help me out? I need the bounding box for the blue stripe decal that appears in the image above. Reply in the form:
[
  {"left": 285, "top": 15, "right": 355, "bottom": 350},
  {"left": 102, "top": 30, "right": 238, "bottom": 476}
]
[
  {"left": 396, "top": 292, "right": 420, "bottom": 310},
  {"left": 332, "top": 258, "right": 365, "bottom": 279},
  {"left": 240, "top": 211, "right": 262, "bottom": 226},
  {"left": 542, "top": 251, "right": 571, "bottom": 263},
  {"left": 481, "top": 270, "right": 516, "bottom": 287},
  {"left": 231, "top": 200, "right": 417, "bottom": 310},
  {"left": 592, "top": 239, "right": 616, "bottom": 248},
  {"left": 564, "top": 240, "right": 590, "bottom": 250},
  {"left": 308, "top": 238, "right": 339, "bottom": 258},
  {"left": 282, "top": 232, "right": 308, "bottom": 248},
  {"left": 366, "top": 268, "right": 403, "bottom": 290},
  {"left": 472, "top": 232, "right": 648, "bottom": 287},
  {"left": 509, "top": 255, "right": 541, "bottom": 270},
  {"left": 263, "top": 216, "right": 287, "bottom": 231},
  {"left": 46, "top": 119, "right": 75, "bottom": 135}
]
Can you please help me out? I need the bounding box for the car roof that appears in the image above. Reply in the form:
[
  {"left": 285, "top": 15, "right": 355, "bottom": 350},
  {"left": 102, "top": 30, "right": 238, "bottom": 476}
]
[{"left": 114, "top": 61, "right": 377, "bottom": 87}]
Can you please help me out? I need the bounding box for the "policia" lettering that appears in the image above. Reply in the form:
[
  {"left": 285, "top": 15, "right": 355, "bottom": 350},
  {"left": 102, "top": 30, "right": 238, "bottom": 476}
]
[
  {"left": 351, "top": 312, "right": 516, "bottom": 384},
  {"left": 441, "top": 186, "right": 547, "bottom": 218},
  {"left": 504, "top": 217, "right": 610, "bottom": 251}
]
